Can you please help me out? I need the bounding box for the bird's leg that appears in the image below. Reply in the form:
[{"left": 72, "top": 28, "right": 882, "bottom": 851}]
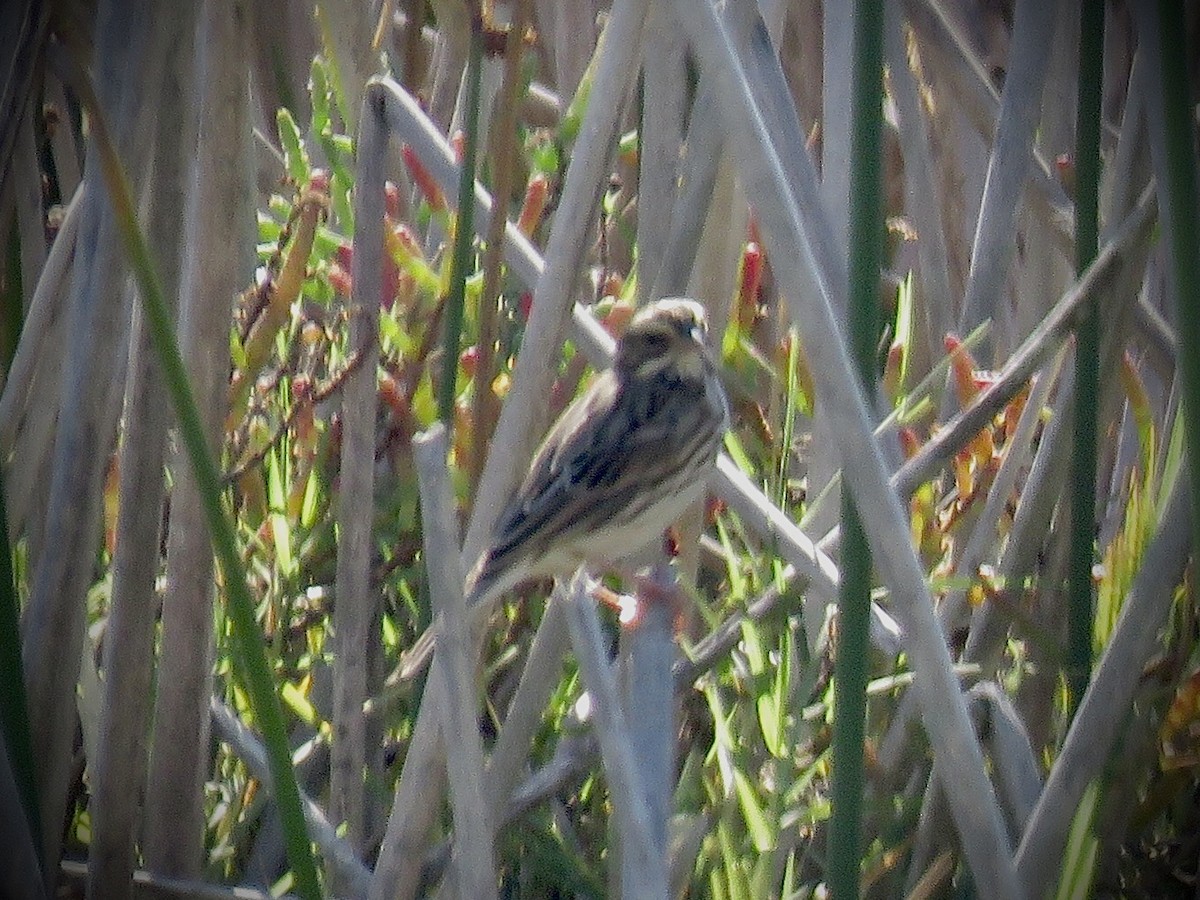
[
  {"left": 587, "top": 560, "right": 687, "bottom": 632},
  {"left": 577, "top": 524, "right": 695, "bottom": 628},
  {"left": 586, "top": 575, "right": 641, "bottom": 625},
  {"left": 628, "top": 568, "right": 688, "bottom": 633}
]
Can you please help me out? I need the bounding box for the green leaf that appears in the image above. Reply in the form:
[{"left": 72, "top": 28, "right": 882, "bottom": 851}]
[
  {"left": 1054, "top": 780, "right": 1100, "bottom": 900},
  {"left": 313, "top": 224, "right": 343, "bottom": 257},
  {"left": 267, "top": 447, "right": 295, "bottom": 577},
  {"left": 739, "top": 619, "right": 767, "bottom": 676},
  {"left": 715, "top": 816, "right": 752, "bottom": 900},
  {"left": 771, "top": 628, "right": 792, "bottom": 754},
  {"left": 299, "top": 467, "right": 322, "bottom": 530},
  {"left": 559, "top": 57, "right": 592, "bottom": 146},
  {"left": 756, "top": 690, "right": 780, "bottom": 758},
  {"left": 378, "top": 311, "right": 414, "bottom": 358},
  {"left": 722, "top": 430, "right": 755, "bottom": 476},
  {"left": 732, "top": 768, "right": 774, "bottom": 853},
  {"left": 892, "top": 270, "right": 915, "bottom": 400},
  {"left": 276, "top": 107, "right": 309, "bottom": 185},
  {"left": 330, "top": 133, "right": 354, "bottom": 159},
  {"left": 411, "top": 370, "right": 437, "bottom": 426},
  {"left": 716, "top": 517, "right": 747, "bottom": 600},
  {"left": 280, "top": 680, "right": 321, "bottom": 728},
  {"left": 330, "top": 170, "right": 354, "bottom": 237},
  {"left": 776, "top": 329, "right": 803, "bottom": 505},
  {"left": 1159, "top": 401, "right": 1187, "bottom": 514},
  {"left": 527, "top": 134, "right": 560, "bottom": 176},
  {"left": 229, "top": 326, "right": 247, "bottom": 370},
  {"left": 617, "top": 128, "right": 639, "bottom": 159},
  {"left": 257, "top": 210, "right": 283, "bottom": 243},
  {"left": 309, "top": 56, "right": 331, "bottom": 139},
  {"left": 749, "top": 853, "right": 778, "bottom": 900}
]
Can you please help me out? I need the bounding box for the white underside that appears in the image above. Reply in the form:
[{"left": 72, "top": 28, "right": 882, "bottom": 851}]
[{"left": 550, "top": 473, "right": 710, "bottom": 574}]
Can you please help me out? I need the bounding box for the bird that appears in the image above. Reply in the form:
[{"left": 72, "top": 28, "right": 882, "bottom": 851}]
[
  {"left": 394, "top": 297, "right": 729, "bottom": 680},
  {"left": 465, "top": 296, "right": 730, "bottom": 609}
]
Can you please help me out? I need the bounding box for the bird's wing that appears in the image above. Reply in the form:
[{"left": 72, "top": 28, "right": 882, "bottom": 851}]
[
  {"left": 478, "top": 370, "right": 712, "bottom": 585},
  {"left": 480, "top": 374, "right": 622, "bottom": 570}
]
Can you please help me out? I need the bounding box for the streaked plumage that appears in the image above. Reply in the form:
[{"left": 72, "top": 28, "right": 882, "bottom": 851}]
[
  {"left": 465, "top": 296, "right": 729, "bottom": 607},
  {"left": 393, "top": 298, "right": 728, "bottom": 678}
]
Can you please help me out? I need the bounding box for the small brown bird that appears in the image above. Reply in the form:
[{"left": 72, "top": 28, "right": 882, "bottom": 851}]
[
  {"left": 464, "top": 296, "right": 730, "bottom": 607},
  {"left": 399, "top": 297, "right": 728, "bottom": 675}
]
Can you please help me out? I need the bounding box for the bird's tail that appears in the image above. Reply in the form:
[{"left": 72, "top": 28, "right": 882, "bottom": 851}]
[{"left": 392, "top": 549, "right": 507, "bottom": 680}]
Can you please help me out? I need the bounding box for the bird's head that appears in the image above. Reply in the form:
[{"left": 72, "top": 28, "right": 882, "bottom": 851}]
[{"left": 613, "top": 297, "right": 714, "bottom": 381}]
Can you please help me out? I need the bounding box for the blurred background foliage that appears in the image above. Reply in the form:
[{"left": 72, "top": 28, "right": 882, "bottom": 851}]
[{"left": 1, "top": 1, "right": 1199, "bottom": 898}]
